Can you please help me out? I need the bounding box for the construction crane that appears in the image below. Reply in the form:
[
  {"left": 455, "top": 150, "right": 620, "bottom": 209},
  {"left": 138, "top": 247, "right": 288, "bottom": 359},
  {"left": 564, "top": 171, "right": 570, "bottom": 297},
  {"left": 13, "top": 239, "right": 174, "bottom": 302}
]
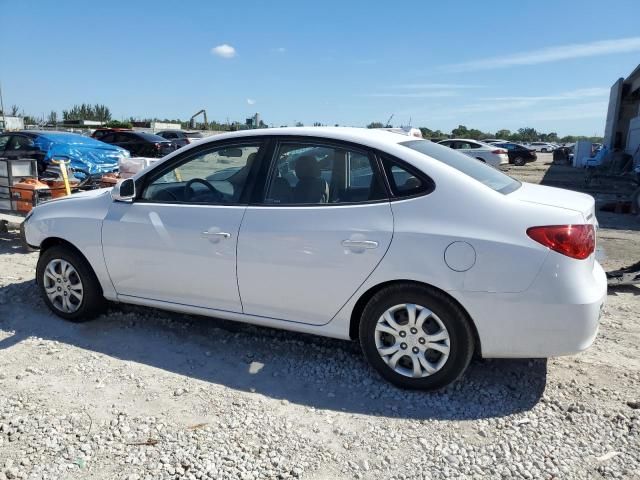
[{"left": 189, "top": 109, "right": 208, "bottom": 130}]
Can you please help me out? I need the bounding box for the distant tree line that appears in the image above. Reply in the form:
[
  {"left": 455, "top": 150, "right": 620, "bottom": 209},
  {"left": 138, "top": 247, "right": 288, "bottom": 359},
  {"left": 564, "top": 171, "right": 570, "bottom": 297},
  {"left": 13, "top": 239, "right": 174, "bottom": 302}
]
[
  {"left": 5, "top": 103, "right": 604, "bottom": 143},
  {"left": 367, "top": 122, "right": 603, "bottom": 143}
]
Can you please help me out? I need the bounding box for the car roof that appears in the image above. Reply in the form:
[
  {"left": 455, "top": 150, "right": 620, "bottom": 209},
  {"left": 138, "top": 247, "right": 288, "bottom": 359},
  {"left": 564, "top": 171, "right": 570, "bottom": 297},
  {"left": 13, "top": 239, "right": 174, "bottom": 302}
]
[
  {"left": 191, "top": 127, "right": 417, "bottom": 148},
  {"left": 17, "top": 130, "right": 124, "bottom": 148}
]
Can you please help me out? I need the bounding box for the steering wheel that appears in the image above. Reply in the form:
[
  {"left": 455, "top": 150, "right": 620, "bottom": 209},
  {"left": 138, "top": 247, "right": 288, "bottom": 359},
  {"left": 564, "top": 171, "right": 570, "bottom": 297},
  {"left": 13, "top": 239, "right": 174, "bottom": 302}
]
[{"left": 184, "top": 178, "right": 223, "bottom": 202}]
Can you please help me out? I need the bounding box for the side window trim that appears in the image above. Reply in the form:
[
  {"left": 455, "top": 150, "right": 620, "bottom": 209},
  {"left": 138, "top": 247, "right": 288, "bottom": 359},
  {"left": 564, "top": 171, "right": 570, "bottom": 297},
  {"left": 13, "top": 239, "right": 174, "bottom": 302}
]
[
  {"left": 375, "top": 151, "right": 435, "bottom": 201},
  {"left": 136, "top": 139, "right": 267, "bottom": 206},
  {"left": 254, "top": 138, "right": 389, "bottom": 207}
]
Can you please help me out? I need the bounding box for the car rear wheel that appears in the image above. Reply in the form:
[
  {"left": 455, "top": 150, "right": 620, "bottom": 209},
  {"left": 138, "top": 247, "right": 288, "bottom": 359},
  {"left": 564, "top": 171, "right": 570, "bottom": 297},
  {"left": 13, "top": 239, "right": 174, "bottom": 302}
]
[
  {"left": 36, "top": 245, "right": 106, "bottom": 322},
  {"left": 513, "top": 156, "right": 526, "bottom": 166},
  {"left": 359, "top": 284, "right": 474, "bottom": 390}
]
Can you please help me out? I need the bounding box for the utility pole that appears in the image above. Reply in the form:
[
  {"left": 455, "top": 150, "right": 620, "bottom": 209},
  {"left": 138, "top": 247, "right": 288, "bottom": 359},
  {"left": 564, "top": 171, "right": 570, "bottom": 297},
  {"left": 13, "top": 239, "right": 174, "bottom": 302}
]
[{"left": 0, "top": 82, "right": 6, "bottom": 130}]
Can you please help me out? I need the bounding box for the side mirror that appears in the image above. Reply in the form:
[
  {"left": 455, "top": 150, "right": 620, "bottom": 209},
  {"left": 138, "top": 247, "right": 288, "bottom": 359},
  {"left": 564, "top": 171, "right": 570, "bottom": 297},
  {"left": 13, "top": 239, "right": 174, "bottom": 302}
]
[{"left": 112, "top": 178, "right": 136, "bottom": 202}]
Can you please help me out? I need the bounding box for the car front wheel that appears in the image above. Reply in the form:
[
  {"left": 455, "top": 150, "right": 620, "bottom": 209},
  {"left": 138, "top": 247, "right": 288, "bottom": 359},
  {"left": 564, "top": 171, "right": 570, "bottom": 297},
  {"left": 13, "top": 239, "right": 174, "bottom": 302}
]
[
  {"left": 36, "top": 245, "right": 106, "bottom": 322},
  {"left": 359, "top": 284, "right": 474, "bottom": 390}
]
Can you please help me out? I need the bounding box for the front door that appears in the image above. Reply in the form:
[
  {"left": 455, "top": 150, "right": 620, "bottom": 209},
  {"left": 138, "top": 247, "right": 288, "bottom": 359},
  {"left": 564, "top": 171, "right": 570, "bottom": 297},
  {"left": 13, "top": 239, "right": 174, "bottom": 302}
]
[
  {"left": 102, "top": 141, "right": 264, "bottom": 312},
  {"left": 237, "top": 140, "right": 393, "bottom": 325}
]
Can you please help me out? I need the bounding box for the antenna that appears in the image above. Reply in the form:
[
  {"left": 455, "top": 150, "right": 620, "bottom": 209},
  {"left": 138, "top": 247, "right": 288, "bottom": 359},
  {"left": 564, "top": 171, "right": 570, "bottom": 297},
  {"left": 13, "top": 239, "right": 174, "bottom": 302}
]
[{"left": 385, "top": 114, "right": 394, "bottom": 127}]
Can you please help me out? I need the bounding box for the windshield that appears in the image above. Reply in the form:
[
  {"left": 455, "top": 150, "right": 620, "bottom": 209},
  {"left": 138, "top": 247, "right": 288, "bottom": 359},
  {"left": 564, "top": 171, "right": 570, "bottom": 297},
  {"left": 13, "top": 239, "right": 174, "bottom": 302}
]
[{"left": 400, "top": 139, "right": 521, "bottom": 194}]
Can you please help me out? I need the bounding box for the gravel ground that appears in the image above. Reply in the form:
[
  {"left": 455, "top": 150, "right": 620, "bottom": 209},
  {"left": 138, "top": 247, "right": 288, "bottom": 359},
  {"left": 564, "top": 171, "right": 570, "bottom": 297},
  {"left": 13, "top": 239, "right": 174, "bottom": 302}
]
[{"left": 1, "top": 155, "right": 639, "bottom": 479}]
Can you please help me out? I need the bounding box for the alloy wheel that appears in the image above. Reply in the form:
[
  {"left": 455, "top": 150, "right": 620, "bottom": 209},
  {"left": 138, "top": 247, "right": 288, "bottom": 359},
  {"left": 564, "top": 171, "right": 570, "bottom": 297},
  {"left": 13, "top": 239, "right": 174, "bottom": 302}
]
[
  {"left": 42, "top": 259, "right": 84, "bottom": 313},
  {"left": 374, "top": 303, "right": 450, "bottom": 378}
]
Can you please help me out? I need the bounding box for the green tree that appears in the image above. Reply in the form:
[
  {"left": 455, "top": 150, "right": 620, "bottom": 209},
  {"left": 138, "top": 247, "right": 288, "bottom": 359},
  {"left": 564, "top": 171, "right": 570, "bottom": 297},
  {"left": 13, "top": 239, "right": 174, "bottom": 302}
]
[
  {"left": 104, "top": 120, "right": 133, "bottom": 129},
  {"left": 367, "top": 122, "right": 384, "bottom": 129},
  {"left": 517, "top": 127, "right": 538, "bottom": 142},
  {"left": 495, "top": 129, "right": 511, "bottom": 139},
  {"left": 451, "top": 125, "right": 470, "bottom": 137}
]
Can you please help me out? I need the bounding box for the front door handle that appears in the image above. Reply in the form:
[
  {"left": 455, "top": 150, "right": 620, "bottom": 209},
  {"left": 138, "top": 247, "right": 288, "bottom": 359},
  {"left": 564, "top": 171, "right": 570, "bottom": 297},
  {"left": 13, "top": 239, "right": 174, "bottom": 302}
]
[
  {"left": 201, "top": 231, "right": 231, "bottom": 239},
  {"left": 341, "top": 239, "right": 378, "bottom": 249}
]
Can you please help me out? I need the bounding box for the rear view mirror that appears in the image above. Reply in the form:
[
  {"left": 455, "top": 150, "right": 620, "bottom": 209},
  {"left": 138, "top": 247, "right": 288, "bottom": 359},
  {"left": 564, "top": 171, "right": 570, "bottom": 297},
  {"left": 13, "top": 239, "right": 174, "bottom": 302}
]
[
  {"left": 219, "top": 148, "right": 243, "bottom": 158},
  {"left": 112, "top": 178, "right": 135, "bottom": 202}
]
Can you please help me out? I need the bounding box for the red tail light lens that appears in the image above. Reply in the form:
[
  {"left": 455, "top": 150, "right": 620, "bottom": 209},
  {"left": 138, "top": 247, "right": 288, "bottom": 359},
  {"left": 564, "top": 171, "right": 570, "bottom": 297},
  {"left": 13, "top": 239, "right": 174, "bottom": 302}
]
[
  {"left": 491, "top": 149, "right": 507, "bottom": 154},
  {"left": 526, "top": 224, "right": 595, "bottom": 260}
]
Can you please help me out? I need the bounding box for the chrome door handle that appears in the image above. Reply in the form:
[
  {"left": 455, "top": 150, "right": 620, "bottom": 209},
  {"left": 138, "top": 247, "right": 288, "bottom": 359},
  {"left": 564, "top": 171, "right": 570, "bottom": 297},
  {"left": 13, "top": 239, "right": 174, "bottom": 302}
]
[
  {"left": 342, "top": 240, "right": 379, "bottom": 249},
  {"left": 201, "top": 231, "right": 231, "bottom": 239}
]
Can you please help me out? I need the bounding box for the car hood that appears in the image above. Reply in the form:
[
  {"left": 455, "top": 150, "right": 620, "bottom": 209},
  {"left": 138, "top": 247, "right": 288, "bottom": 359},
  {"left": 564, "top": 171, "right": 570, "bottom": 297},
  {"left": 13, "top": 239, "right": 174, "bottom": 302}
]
[{"left": 508, "top": 182, "right": 595, "bottom": 222}]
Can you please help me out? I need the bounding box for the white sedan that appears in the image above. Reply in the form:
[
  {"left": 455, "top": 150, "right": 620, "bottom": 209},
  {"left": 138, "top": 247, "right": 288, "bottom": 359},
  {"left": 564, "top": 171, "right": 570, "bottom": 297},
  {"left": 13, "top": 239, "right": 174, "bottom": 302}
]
[
  {"left": 437, "top": 138, "right": 509, "bottom": 167},
  {"left": 23, "top": 127, "right": 606, "bottom": 390}
]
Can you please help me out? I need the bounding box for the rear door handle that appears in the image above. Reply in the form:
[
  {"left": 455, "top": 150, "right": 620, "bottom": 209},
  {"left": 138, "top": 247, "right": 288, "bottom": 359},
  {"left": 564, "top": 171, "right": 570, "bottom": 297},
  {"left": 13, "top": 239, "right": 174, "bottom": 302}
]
[
  {"left": 341, "top": 240, "right": 379, "bottom": 249},
  {"left": 201, "top": 231, "right": 231, "bottom": 239}
]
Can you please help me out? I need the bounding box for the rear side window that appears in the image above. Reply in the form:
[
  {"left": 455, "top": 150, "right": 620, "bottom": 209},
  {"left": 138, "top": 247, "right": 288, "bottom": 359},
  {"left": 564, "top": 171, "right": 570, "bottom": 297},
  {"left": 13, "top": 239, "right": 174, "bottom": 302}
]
[
  {"left": 381, "top": 156, "right": 433, "bottom": 198},
  {"left": 263, "top": 143, "right": 387, "bottom": 205},
  {"left": 400, "top": 139, "right": 520, "bottom": 194}
]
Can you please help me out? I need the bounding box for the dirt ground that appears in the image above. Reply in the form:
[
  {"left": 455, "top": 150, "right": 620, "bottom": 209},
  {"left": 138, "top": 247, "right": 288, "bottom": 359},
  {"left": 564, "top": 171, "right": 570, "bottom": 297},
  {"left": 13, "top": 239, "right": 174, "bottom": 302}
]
[{"left": 0, "top": 153, "right": 638, "bottom": 479}]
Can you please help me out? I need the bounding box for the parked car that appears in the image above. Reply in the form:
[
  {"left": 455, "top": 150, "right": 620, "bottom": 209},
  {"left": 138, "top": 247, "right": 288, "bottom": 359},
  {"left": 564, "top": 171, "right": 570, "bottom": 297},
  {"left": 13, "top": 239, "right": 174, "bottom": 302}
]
[
  {"left": 0, "top": 130, "right": 128, "bottom": 175},
  {"left": 156, "top": 130, "right": 205, "bottom": 148},
  {"left": 23, "top": 127, "right": 606, "bottom": 390},
  {"left": 529, "top": 142, "right": 557, "bottom": 153},
  {"left": 437, "top": 139, "right": 508, "bottom": 167},
  {"left": 480, "top": 138, "right": 508, "bottom": 144},
  {"left": 91, "top": 127, "right": 133, "bottom": 140},
  {"left": 98, "top": 131, "right": 177, "bottom": 158},
  {"left": 492, "top": 142, "right": 537, "bottom": 166}
]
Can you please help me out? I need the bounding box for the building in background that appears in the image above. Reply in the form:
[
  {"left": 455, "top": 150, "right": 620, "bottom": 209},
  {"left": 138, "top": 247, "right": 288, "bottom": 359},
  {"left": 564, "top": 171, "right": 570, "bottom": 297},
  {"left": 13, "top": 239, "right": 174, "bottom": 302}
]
[
  {"left": 604, "top": 64, "right": 640, "bottom": 157},
  {"left": 0, "top": 115, "right": 24, "bottom": 131}
]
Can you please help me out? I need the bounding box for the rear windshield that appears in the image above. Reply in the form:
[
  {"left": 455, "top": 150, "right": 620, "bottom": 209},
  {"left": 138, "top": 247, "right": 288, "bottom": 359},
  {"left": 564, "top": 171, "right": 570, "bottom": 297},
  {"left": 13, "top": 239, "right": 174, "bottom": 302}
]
[
  {"left": 400, "top": 139, "right": 521, "bottom": 194},
  {"left": 136, "top": 132, "right": 167, "bottom": 142}
]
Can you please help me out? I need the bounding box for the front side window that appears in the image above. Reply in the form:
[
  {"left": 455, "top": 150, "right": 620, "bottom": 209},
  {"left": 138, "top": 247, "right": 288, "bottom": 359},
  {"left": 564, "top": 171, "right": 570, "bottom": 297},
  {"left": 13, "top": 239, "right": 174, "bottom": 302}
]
[
  {"left": 141, "top": 143, "right": 261, "bottom": 204},
  {"left": 263, "top": 143, "right": 386, "bottom": 205}
]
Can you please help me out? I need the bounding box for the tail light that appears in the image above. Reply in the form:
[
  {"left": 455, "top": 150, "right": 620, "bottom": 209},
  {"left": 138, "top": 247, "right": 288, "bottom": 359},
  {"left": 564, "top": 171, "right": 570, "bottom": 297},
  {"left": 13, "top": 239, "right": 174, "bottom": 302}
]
[
  {"left": 491, "top": 149, "right": 507, "bottom": 154},
  {"left": 526, "top": 224, "right": 595, "bottom": 260}
]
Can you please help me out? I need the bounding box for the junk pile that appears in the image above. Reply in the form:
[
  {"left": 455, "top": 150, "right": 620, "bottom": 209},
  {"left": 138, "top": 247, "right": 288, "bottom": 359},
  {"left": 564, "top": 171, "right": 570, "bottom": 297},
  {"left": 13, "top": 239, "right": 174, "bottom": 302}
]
[{"left": 0, "top": 155, "right": 159, "bottom": 215}]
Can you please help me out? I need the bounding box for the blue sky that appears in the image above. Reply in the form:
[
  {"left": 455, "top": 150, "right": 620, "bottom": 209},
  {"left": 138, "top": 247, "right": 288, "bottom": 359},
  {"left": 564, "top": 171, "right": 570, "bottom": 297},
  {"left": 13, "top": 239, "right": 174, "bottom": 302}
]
[{"left": 1, "top": 0, "right": 639, "bottom": 135}]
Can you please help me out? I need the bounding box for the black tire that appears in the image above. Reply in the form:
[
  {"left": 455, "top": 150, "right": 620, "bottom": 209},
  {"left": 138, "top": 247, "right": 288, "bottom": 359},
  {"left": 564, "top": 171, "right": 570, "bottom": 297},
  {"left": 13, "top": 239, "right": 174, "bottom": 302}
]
[
  {"left": 359, "top": 283, "right": 474, "bottom": 390},
  {"left": 513, "top": 156, "right": 526, "bottom": 166},
  {"left": 36, "top": 245, "right": 106, "bottom": 322}
]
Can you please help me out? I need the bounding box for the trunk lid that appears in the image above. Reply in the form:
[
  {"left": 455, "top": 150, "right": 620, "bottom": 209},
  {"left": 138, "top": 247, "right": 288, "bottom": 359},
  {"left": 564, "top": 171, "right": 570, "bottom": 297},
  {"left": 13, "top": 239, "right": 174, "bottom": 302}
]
[{"left": 508, "top": 182, "right": 596, "bottom": 224}]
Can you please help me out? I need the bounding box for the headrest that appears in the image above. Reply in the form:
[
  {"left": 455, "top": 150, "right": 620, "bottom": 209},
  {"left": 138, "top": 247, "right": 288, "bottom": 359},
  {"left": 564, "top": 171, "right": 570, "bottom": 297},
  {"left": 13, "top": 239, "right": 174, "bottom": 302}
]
[{"left": 295, "top": 155, "right": 320, "bottom": 179}]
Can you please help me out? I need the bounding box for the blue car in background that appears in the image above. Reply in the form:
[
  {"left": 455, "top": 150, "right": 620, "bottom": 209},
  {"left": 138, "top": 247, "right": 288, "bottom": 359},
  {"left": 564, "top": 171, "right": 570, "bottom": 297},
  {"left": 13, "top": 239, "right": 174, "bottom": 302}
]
[{"left": 0, "top": 130, "right": 128, "bottom": 176}]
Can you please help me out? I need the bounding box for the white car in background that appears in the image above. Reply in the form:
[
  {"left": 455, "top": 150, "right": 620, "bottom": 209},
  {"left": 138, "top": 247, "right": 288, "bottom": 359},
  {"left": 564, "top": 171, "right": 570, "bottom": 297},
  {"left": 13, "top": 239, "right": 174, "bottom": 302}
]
[
  {"left": 23, "top": 127, "right": 606, "bottom": 390},
  {"left": 437, "top": 139, "right": 508, "bottom": 167},
  {"left": 529, "top": 142, "right": 557, "bottom": 153}
]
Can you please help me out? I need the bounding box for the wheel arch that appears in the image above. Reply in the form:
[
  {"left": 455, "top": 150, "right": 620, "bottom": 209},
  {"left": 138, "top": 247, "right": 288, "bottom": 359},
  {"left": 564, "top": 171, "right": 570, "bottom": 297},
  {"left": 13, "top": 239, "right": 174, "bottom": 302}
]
[
  {"left": 348, "top": 279, "right": 482, "bottom": 356},
  {"left": 37, "top": 237, "right": 103, "bottom": 295}
]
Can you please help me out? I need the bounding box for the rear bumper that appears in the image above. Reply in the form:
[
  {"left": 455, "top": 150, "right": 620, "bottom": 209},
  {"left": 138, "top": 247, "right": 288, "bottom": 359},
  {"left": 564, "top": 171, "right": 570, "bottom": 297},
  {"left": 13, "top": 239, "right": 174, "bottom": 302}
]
[{"left": 451, "top": 260, "right": 607, "bottom": 358}]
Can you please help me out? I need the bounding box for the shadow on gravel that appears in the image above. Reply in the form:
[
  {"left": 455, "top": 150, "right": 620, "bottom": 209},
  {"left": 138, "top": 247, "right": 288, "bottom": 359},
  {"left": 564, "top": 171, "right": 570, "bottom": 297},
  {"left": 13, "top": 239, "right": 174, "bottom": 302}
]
[
  {"left": 0, "top": 280, "right": 547, "bottom": 421},
  {"left": 0, "top": 231, "right": 31, "bottom": 255}
]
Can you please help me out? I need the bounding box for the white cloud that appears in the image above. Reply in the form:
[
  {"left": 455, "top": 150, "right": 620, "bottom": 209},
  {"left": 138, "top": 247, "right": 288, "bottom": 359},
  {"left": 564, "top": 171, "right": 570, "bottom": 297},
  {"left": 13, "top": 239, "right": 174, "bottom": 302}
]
[
  {"left": 361, "top": 91, "right": 459, "bottom": 98},
  {"left": 393, "top": 83, "right": 483, "bottom": 89},
  {"left": 440, "top": 37, "right": 640, "bottom": 72},
  {"left": 484, "top": 87, "right": 610, "bottom": 102},
  {"left": 211, "top": 44, "right": 236, "bottom": 58},
  {"left": 273, "top": 47, "right": 286, "bottom": 53},
  {"left": 246, "top": 98, "right": 256, "bottom": 105}
]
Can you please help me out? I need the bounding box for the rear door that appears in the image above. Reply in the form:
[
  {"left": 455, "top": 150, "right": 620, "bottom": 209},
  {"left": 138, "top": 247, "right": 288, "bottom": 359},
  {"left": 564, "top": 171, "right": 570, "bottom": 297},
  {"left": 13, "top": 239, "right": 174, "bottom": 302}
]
[{"left": 236, "top": 138, "right": 393, "bottom": 325}]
